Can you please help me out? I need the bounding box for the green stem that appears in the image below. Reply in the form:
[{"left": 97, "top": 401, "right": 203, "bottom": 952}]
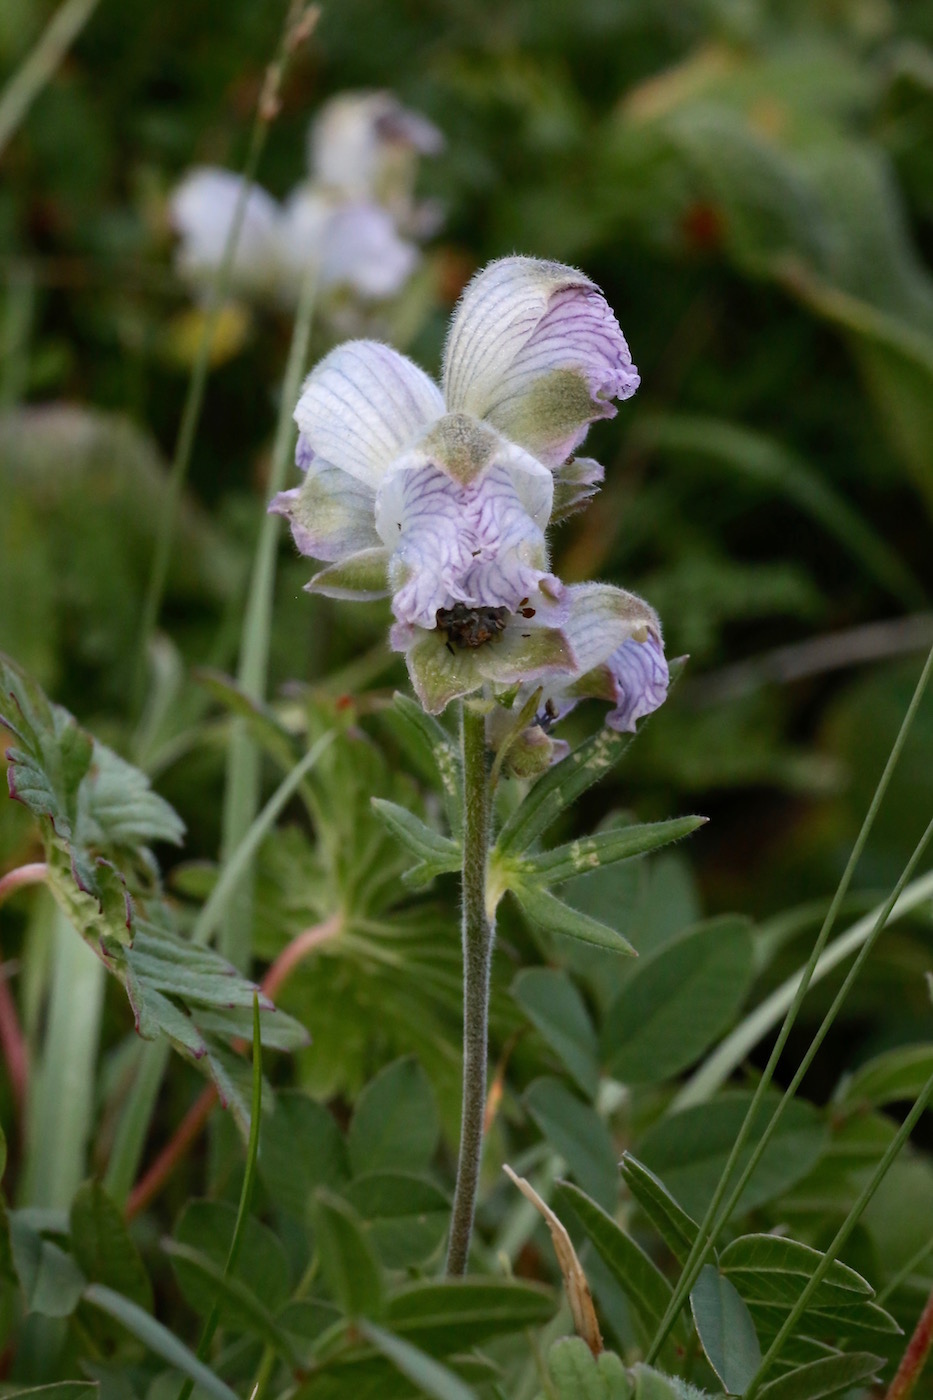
[
  {"left": 646, "top": 639, "right": 933, "bottom": 1360},
  {"left": 446, "top": 702, "right": 493, "bottom": 1276},
  {"left": 218, "top": 264, "right": 318, "bottom": 969},
  {"left": 0, "top": 0, "right": 101, "bottom": 158}
]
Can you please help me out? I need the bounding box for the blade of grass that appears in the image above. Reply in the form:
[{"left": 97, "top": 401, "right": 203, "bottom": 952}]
[
  {"left": 645, "top": 641, "right": 933, "bottom": 1361},
  {"left": 22, "top": 907, "right": 105, "bottom": 1208},
  {"left": 103, "top": 1040, "right": 171, "bottom": 1207},
  {"left": 177, "top": 993, "right": 263, "bottom": 1400},
  {"left": 134, "top": 0, "right": 310, "bottom": 703},
  {"left": 85, "top": 1284, "right": 239, "bottom": 1400},
  {"left": 218, "top": 262, "right": 318, "bottom": 969},
  {"left": 745, "top": 1064, "right": 933, "bottom": 1395},
  {"left": 192, "top": 731, "right": 333, "bottom": 948},
  {"left": 0, "top": 0, "right": 101, "bottom": 158}
]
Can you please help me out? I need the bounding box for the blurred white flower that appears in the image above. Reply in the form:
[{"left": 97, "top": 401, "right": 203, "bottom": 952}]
[{"left": 169, "top": 91, "right": 442, "bottom": 308}]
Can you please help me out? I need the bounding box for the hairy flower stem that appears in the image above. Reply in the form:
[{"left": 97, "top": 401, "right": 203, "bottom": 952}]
[{"left": 447, "top": 703, "right": 493, "bottom": 1275}]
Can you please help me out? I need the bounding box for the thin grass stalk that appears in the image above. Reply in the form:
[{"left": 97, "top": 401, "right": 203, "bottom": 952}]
[
  {"left": 177, "top": 995, "right": 263, "bottom": 1400},
  {"left": 0, "top": 0, "right": 101, "bottom": 158},
  {"left": 646, "top": 641, "right": 933, "bottom": 1360},
  {"left": 745, "top": 1064, "right": 933, "bottom": 1394},
  {"left": 218, "top": 264, "right": 318, "bottom": 969},
  {"left": 134, "top": 0, "right": 301, "bottom": 702}
]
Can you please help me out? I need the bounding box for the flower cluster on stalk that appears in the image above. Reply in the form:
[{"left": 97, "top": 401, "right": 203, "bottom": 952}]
[
  {"left": 273, "top": 254, "right": 669, "bottom": 765},
  {"left": 170, "top": 91, "right": 442, "bottom": 309}
]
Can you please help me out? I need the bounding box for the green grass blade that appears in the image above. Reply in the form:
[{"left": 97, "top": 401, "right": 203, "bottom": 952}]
[
  {"left": 645, "top": 640, "right": 933, "bottom": 1361},
  {"left": 191, "top": 732, "right": 333, "bottom": 948},
  {"left": 219, "top": 264, "right": 318, "bottom": 968},
  {"left": 22, "top": 908, "right": 105, "bottom": 1208},
  {"left": 103, "top": 1041, "right": 171, "bottom": 1207},
  {"left": 177, "top": 993, "right": 263, "bottom": 1400},
  {"left": 0, "top": 0, "right": 101, "bottom": 158},
  {"left": 84, "top": 1284, "right": 238, "bottom": 1400}
]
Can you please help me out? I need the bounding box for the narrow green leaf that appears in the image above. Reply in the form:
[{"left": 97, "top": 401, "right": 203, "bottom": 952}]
[
  {"left": 383, "top": 1278, "right": 554, "bottom": 1355},
  {"left": 511, "top": 883, "right": 636, "bottom": 956},
  {"left": 756, "top": 1352, "right": 883, "bottom": 1400},
  {"left": 196, "top": 668, "right": 299, "bottom": 774},
  {"left": 313, "top": 1189, "right": 384, "bottom": 1320},
  {"left": 511, "top": 967, "right": 600, "bottom": 1098},
  {"left": 495, "top": 726, "right": 637, "bottom": 858},
  {"left": 690, "top": 1265, "right": 762, "bottom": 1394},
  {"left": 555, "top": 1181, "right": 677, "bottom": 1336},
  {"left": 358, "top": 1321, "right": 477, "bottom": 1400},
  {"left": 348, "top": 1056, "right": 440, "bottom": 1177},
  {"left": 162, "top": 1240, "right": 299, "bottom": 1363},
  {"left": 720, "top": 1234, "right": 872, "bottom": 1297},
  {"left": 601, "top": 917, "right": 754, "bottom": 1084},
  {"left": 838, "top": 1044, "right": 933, "bottom": 1111},
  {"left": 525, "top": 1079, "right": 618, "bottom": 1211},
  {"left": 69, "top": 1180, "right": 152, "bottom": 1311},
  {"left": 83, "top": 1283, "right": 239, "bottom": 1400},
  {"left": 386, "top": 693, "right": 462, "bottom": 837},
  {"left": 619, "top": 1155, "right": 699, "bottom": 1267},
  {"left": 371, "top": 798, "right": 460, "bottom": 878},
  {"left": 517, "top": 816, "right": 707, "bottom": 886}
]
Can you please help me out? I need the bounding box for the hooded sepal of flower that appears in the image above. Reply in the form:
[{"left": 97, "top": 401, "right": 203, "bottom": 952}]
[{"left": 487, "top": 582, "right": 669, "bottom": 772}]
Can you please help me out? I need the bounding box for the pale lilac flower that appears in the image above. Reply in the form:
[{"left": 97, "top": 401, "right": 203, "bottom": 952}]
[
  {"left": 272, "top": 256, "right": 642, "bottom": 712},
  {"left": 308, "top": 91, "right": 443, "bottom": 224},
  {"left": 170, "top": 168, "right": 284, "bottom": 301}
]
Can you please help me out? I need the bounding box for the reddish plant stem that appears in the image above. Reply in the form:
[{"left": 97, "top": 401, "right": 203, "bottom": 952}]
[
  {"left": 125, "top": 913, "right": 341, "bottom": 1219},
  {"left": 0, "top": 863, "right": 47, "bottom": 1135},
  {"left": 886, "top": 1285, "right": 933, "bottom": 1400}
]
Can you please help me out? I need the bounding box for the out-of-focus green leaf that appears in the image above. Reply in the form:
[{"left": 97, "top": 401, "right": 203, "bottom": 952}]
[
  {"left": 382, "top": 1278, "right": 554, "bottom": 1355},
  {"left": 259, "top": 1090, "right": 350, "bottom": 1216},
  {"left": 690, "top": 1265, "right": 762, "bottom": 1394},
  {"left": 171, "top": 1201, "right": 290, "bottom": 1323},
  {"left": 601, "top": 917, "right": 754, "bottom": 1083},
  {"left": 9, "top": 1213, "right": 85, "bottom": 1318},
  {"left": 512, "top": 967, "right": 600, "bottom": 1098},
  {"left": 546, "top": 1337, "right": 632, "bottom": 1399},
  {"left": 162, "top": 1240, "right": 300, "bottom": 1362},
  {"left": 636, "top": 1092, "right": 827, "bottom": 1218},
  {"left": 69, "top": 1181, "right": 151, "bottom": 1311},
  {"left": 524, "top": 1078, "right": 618, "bottom": 1211},
  {"left": 344, "top": 1172, "right": 450, "bottom": 1268},
  {"left": 837, "top": 1044, "right": 933, "bottom": 1111},
  {"left": 357, "top": 1320, "right": 478, "bottom": 1400},
  {"left": 312, "top": 1190, "right": 384, "bottom": 1320},
  {"left": 348, "top": 1056, "right": 440, "bottom": 1177},
  {"left": 83, "top": 1284, "right": 238, "bottom": 1400}
]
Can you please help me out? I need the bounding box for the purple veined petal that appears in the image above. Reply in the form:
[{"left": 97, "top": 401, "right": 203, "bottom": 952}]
[
  {"left": 269, "top": 460, "right": 379, "bottom": 562},
  {"left": 169, "top": 167, "right": 284, "bottom": 298},
  {"left": 561, "top": 582, "right": 660, "bottom": 675},
  {"left": 443, "top": 256, "right": 639, "bottom": 468},
  {"left": 293, "top": 339, "right": 444, "bottom": 490},
  {"left": 605, "top": 632, "right": 669, "bottom": 732},
  {"left": 375, "top": 452, "right": 553, "bottom": 629}
]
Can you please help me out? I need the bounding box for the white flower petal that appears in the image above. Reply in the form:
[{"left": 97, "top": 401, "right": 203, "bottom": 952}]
[
  {"left": 375, "top": 440, "right": 554, "bottom": 628},
  {"left": 443, "top": 256, "right": 639, "bottom": 467},
  {"left": 278, "top": 192, "right": 418, "bottom": 300},
  {"left": 293, "top": 339, "right": 444, "bottom": 489},
  {"left": 309, "top": 92, "right": 442, "bottom": 200},
  {"left": 269, "top": 460, "right": 379, "bottom": 561},
  {"left": 170, "top": 168, "right": 283, "bottom": 298}
]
